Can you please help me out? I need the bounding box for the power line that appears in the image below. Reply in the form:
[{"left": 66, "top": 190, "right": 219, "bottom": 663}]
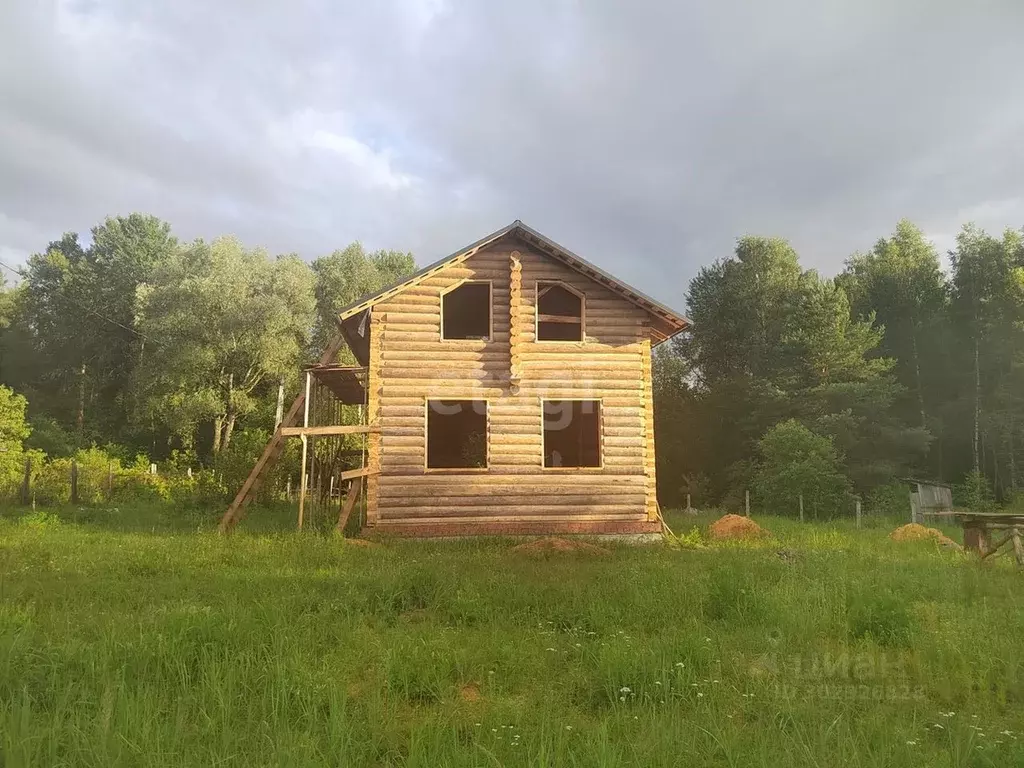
[{"left": 0, "top": 258, "right": 160, "bottom": 345}]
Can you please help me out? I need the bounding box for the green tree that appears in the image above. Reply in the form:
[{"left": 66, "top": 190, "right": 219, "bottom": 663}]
[
  {"left": 681, "top": 236, "right": 923, "bottom": 498},
  {"left": 135, "top": 237, "right": 316, "bottom": 455},
  {"left": 784, "top": 276, "right": 930, "bottom": 488},
  {"left": 839, "top": 220, "right": 948, "bottom": 439},
  {"left": 949, "top": 225, "right": 1024, "bottom": 495},
  {"left": 310, "top": 244, "right": 415, "bottom": 356},
  {"left": 8, "top": 217, "right": 177, "bottom": 449},
  {"left": 0, "top": 385, "right": 32, "bottom": 496},
  {"left": 752, "top": 419, "right": 850, "bottom": 518}
]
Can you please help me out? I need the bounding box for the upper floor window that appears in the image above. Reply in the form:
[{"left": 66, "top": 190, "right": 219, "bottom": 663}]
[
  {"left": 441, "top": 281, "right": 492, "bottom": 340},
  {"left": 536, "top": 282, "right": 584, "bottom": 341}
]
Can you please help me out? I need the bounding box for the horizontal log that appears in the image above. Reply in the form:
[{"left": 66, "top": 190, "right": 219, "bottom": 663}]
[
  {"left": 371, "top": 519, "right": 659, "bottom": 537},
  {"left": 380, "top": 435, "right": 426, "bottom": 447},
  {"left": 378, "top": 473, "right": 645, "bottom": 487},
  {"left": 523, "top": 361, "right": 641, "bottom": 372},
  {"left": 380, "top": 405, "right": 427, "bottom": 416},
  {"left": 384, "top": 331, "right": 511, "bottom": 343},
  {"left": 381, "top": 350, "right": 509, "bottom": 362},
  {"left": 515, "top": 380, "right": 642, "bottom": 392},
  {"left": 488, "top": 433, "right": 541, "bottom": 445},
  {"left": 381, "top": 311, "right": 441, "bottom": 323},
  {"left": 381, "top": 455, "right": 425, "bottom": 466},
  {"left": 379, "top": 483, "right": 645, "bottom": 497},
  {"left": 378, "top": 504, "right": 645, "bottom": 519},
  {"left": 381, "top": 426, "right": 425, "bottom": 436},
  {"left": 487, "top": 425, "right": 540, "bottom": 436},
  {"left": 280, "top": 425, "right": 377, "bottom": 436},
  {"left": 601, "top": 427, "right": 646, "bottom": 439},
  {"left": 537, "top": 314, "right": 583, "bottom": 324},
  {"left": 381, "top": 364, "right": 509, "bottom": 377},
  {"left": 489, "top": 454, "right": 543, "bottom": 465},
  {"left": 379, "top": 493, "right": 646, "bottom": 508},
  {"left": 518, "top": 352, "right": 643, "bottom": 363},
  {"left": 382, "top": 387, "right": 505, "bottom": 398},
  {"left": 603, "top": 436, "right": 646, "bottom": 447},
  {"left": 339, "top": 466, "right": 378, "bottom": 481},
  {"left": 382, "top": 465, "right": 646, "bottom": 476}
]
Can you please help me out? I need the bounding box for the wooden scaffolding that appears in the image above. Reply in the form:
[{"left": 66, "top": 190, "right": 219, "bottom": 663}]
[{"left": 218, "top": 331, "right": 378, "bottom": 532}]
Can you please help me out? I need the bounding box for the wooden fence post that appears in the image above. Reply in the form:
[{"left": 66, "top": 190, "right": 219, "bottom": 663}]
[
  {"left": 70, "top": 460, "right": 79, "bottom": 504},
  {"left": 855, "top": 497, "right": 862, "bottom": 529},
  {"left": 107, "top": 461, "right": 114, "bottom": 500},
  {"left": 20, "top": 457, "right": 31, "bottom": 505},
  {"left": 745, "top": 490, "right": 750, "bottom": 517},
  {"left": 686, "top": 493, "right": 692, "bottom": 513},
  {"left": 799, "top": 494, "right": 804, "bottom": 523}
]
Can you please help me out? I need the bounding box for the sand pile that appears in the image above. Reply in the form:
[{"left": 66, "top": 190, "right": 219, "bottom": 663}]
[
  {"left": 708, "top": 514, "right": 769, "bottom": 541},
  {"left": 510, "top": 537, "right": 609, "bottom": 555},
  {"left": 889, "top": 523, "right": 960, "bottom": 549}
]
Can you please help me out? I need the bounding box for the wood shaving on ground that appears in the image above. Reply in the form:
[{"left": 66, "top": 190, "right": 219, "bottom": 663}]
[
  {"left": 889, "top": 523, "right": 961, "bottom": 549},
  {"left": 707, "top": 514, "right": 770, "bottom": 541}
]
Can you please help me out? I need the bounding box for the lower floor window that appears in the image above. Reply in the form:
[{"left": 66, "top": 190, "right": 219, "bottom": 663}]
[
  {"left": 426, "top": 399, "right": 487, "bottom": 468},
  {"left": 543, "top": 400, "right": 601, "bottom": 468}
]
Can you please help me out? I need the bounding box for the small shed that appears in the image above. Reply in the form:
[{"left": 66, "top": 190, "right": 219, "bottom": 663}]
[{"left": 902, "top": 478, "right": 953, "bottom": 523}]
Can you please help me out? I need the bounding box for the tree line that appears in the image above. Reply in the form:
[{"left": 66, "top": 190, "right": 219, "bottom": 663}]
[
  {"left": 653, "top": 220, "right": 1024, "bottom": 514},
  {"left": 0, "top": 214, "right": 413, "bottom": 472},
  {"left": 2, "top": 213, "right": 1022, "bottom": 514}
]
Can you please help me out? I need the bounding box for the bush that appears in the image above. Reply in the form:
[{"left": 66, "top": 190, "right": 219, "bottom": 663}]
[
  {"left": 0, "top": 386, "right": 33, "bottom": 501},
  {"left": 752, "top": 420, "right": 850, "bottom": 518},
  {"left": 954, "top": 470, "right": 995, "bottom": 512},
  {"left": 23, "top": 416, "right": 78, "bottom": 457}
]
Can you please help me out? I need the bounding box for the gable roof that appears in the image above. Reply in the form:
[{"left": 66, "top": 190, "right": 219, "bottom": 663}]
[{"left": 337, "top": 220, "right": 690, "bottom": 344}]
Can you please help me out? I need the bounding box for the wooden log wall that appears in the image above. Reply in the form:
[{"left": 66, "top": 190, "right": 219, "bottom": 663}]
[{"left": 366, "top": 238, "right": 661, "bottom": 534}]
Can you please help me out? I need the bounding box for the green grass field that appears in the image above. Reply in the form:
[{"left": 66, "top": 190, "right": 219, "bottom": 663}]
[{"left": 1, "top": 506, "right": 1022, "bottom": 766}]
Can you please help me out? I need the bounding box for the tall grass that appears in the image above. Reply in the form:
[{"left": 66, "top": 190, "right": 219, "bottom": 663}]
[{"left": 0, "top": 506, "right": 1021, "bottom": 766}]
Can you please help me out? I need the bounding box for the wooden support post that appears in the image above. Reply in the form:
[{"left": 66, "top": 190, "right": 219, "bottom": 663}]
[
  {"left": 70, "top": 460, "right": 79, "bottom": 504},
  {"left": 298, "top": 434, "right": 308, "bottom": 530},
  {"left": 855, "top": 497, "right": 862, "bottom": 529},
  {"left": 1012, "top": 529, "right": 1024, "bottom": 566},
  {"left": 799, "top": 494, "right": 804, "bottom": 523},
  {"left": 336, "top": 476, "right": 364, "bottom": 534},
  {"left": 745, "top": 490, "right": 750, "bottom": 517},
  {"left": 107, "top": 461, "right": 114, "bottom": 500},
  {"left": 963, "top": 523, "right": 989, "bottom": 555},
  {"left": 297, "top": 371, "right": 312, "bottom": 530},
  {"left": 686, "top": 493, "right": 692, "bottom": 513}
]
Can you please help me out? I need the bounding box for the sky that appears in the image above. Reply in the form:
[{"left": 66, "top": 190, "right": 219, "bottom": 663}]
[{"left": 1, "top": 0, "right": 1023, "bottom": 307}]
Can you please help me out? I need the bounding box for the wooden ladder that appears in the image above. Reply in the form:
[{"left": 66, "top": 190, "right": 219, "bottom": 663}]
[
  {"left": 218, "top": 330, "right": 350, "bottom": 533},
  {"left": 218, "top": 392, "right": 305, "bottom": 532}
]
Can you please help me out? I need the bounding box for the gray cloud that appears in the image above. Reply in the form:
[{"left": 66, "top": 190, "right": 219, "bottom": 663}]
[{"left": 2, "top": 0, "right": 1023, "bottom": 306}]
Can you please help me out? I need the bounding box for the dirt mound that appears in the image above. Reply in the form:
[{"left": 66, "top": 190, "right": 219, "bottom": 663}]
[
  {"left": 510, "top": 537, "right": 609, "bottom": 555},
  {"left": 459, "top": 683, "right": 482, "bottom": 702},
  {"left": 708, "top": 514, "right": 769, "bottom": 541},
  {"left": 889, "top": 523, "right": 960, "bottom": 549}
]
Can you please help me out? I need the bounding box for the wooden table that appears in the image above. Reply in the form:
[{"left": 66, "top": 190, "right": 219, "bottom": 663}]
[{"left": 957, "top": 512, "right": 1024, "bottom": 564}]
